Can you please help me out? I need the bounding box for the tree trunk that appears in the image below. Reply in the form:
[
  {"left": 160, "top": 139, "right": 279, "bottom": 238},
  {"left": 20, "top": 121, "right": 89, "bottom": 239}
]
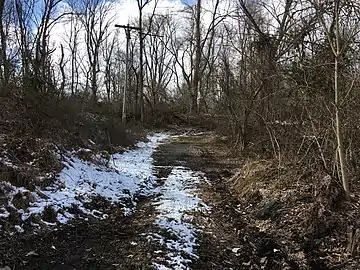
[
  {"left": 59, "top": 44, "right": 66, "bottom": 93},
  {"left": 0, "top": 0, "right": 9, "bottom": 90},
  {"left": 334, "top": 1, "right": 350, "bottom": 199},
  {"left": 139, "top": 7, "right": 144, "bottom": 122},
  {"left": 191, "top": 0, "right": 201, "bottom": 114}
]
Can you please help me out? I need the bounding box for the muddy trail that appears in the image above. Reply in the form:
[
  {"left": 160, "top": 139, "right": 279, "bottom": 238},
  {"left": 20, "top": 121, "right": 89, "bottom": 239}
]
[{"left": 1, "top": 131, "right": 299, "bottom": 269}]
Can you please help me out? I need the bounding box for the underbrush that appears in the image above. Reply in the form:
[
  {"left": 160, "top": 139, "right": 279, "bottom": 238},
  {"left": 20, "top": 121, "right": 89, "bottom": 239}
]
[
  {"left": 0, "top": 90, "right": 145, "bottom": 231},
  {"left": 142, "top": 103, "right": 218, "bottom": 131},
  {"left": 229, "top": 158, "right": 360, "bottom": 269}
]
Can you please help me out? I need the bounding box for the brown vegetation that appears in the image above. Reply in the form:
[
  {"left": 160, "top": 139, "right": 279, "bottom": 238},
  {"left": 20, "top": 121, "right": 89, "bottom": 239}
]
[
  {"left": 187, "top": 132, "right": 360, "bottom": 269},
  {"left": 1, "top": 0, "right": 360, "bottom": 267}
]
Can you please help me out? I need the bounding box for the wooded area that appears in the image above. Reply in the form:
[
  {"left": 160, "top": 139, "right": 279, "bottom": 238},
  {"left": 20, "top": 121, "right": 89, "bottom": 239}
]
[
  {"left": 2, "top": 0, "right": 360, "bottom": 268},
  {"left": 1, "top": 0, "right": 359, "bottom": 198}
]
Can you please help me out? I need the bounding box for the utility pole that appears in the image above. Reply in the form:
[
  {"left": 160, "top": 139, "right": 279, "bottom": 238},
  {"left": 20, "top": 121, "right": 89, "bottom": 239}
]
[
  {"left": 115, "top": 17, "right": 162, "bottom": 123},
  {"left": 115, "top": 24, "right": 141, "bottom": 125}
]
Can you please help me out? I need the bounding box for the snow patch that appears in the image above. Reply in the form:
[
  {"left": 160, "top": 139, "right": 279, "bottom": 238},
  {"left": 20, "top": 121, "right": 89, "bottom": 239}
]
[
  {"left": 151, "top": 167, "right": 210, "bottom": 269},
  {"left": 14, "top": 133, "right": 168, "bottom": 225}
]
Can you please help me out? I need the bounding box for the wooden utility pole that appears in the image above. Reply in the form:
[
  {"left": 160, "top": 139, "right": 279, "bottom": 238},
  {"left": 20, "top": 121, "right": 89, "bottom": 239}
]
[
  {"left": 115, "top": 14, "right": 162, "bottom": 123},
  {"left": 115, "top": 24, "right": 141, "bottom": 125}
]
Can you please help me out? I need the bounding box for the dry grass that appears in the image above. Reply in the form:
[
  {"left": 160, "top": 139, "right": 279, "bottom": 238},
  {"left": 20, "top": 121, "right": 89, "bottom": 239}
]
[{"left": 227, "top": 156, "right": 360, "bottom": 268}]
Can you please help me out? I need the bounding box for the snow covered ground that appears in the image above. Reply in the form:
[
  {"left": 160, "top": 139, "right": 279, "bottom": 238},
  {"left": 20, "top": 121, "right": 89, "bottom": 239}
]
[
  {"left": 1, "top": 131, "right": 210, "bottom": 268},
  {"left": 1, "top": 133, "right": 169, "bottom": 226},
  {"left": 150, "top": 167, "right": 210, "bottom": 270}
]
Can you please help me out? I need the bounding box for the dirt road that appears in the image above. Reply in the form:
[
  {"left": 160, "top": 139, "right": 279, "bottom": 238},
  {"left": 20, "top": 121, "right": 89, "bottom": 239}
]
[{"left": 0, "top": 131, "right": 298, "bottom": 269}]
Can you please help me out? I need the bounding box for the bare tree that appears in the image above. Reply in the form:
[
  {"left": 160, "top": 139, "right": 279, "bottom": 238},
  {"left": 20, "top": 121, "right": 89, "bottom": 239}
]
[
  {"left": 76, "top": 0, "right": 114, "bottom": 102},
  {"left": 58, "top": 43, "right": 66, "bottom": 93},
  {"left": 33, "top": 0, "right": 60, "bottom": 91},
  {"left": 311, "top": 0, "right": 360, "bottom": 199},
  {"left": 0, "top": 0, "right": 10, "bottom": 90},
  {"left": 136, "top": 0, "right": 159, "bottom": 120},
  {"left": 143, "top": 14, "right": 174, "bottom": 112},
  {"left": 14, "top": 0, "right": 35, "bottom": 81},
  {"left": 62, "top": 12, "right": 82, "bottom": 96},
  {"left": 191, "top": 0, "right": 201, "bottom": 114},
  {"left": 103, "top": 34, "right": 117, "bottom": 102}
]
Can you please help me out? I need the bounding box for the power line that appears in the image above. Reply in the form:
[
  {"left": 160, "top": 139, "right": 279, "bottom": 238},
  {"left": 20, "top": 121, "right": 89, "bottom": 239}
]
[{"left": 114, "top": 23, "right": 163, "bottom": 124}]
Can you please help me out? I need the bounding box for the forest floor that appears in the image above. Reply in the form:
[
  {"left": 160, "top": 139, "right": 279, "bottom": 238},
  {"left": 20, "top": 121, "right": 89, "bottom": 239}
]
[{"left": 1, "top": 129, "right": 359, "bottom": 269}]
